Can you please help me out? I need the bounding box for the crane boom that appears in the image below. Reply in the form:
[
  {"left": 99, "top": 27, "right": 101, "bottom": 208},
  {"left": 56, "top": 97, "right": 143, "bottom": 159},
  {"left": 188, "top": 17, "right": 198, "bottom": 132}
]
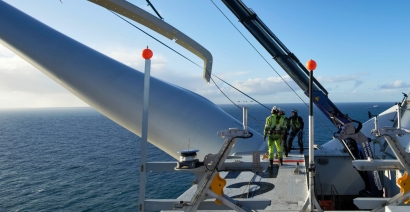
[{"left": 221, "top": 0, "right": 383, "bottom": 197}]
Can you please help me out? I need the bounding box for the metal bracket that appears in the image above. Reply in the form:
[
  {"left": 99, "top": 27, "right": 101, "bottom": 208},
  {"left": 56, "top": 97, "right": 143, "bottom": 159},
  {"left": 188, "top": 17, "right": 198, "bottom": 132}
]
[
  {"left": 380, "top": 127, "right": 410, "bottom": 173},
  {"left": 88, "top": 0, "right": 213, "bottom": 83}
]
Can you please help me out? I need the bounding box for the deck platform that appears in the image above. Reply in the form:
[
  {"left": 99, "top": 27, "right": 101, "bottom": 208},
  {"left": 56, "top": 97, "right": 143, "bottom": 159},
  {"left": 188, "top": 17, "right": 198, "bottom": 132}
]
[{"left": 176, "top": 150, "right": 308, "bottom": 211}]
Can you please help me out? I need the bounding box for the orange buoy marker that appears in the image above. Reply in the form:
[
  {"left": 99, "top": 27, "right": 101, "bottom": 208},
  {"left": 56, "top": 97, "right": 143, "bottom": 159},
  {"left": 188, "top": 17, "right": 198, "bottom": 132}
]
[
  {"left": 306, "top": 59, "right": 317, "bottom": 71},
  {"left": 142, "top": 47, "right": 153, "bottom": 59},
  {"left": 139, "top": 47, "right": 153, "bottom": 212}
]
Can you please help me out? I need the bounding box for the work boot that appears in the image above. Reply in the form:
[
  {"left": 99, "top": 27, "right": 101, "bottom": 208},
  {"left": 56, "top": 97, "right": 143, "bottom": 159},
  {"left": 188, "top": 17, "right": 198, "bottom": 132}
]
[
  {"left": 285, "top": 152, "right": 288, "bottom": 158},
  {"left": 279, "top": 158, "right": 283, "bottom": 166},
  {"left": 269, "top": 159, "right": 273, "bottom": 168}
]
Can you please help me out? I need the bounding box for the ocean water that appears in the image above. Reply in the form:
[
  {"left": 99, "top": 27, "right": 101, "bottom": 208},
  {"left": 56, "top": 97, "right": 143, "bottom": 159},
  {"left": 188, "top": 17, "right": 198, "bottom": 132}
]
[{"left": 0, "top": 102, "right": 394, "bottom": 211}]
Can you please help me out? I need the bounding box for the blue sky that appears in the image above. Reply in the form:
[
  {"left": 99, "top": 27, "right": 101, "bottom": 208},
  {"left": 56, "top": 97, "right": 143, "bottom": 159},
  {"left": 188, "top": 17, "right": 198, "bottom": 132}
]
[{"left": 1, "top": 0, "right": 410, "bottom": 108}]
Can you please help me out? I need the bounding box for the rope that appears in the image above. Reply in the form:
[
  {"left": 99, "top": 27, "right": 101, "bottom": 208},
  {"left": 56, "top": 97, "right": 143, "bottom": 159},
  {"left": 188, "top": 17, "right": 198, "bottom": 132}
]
[
  {"left": 209, "top": 0, "right": 334, "bottom": 135},
  {"left": 108, "top": 9, "right": 268, "bottom": 127},
  {"left": 212, "top": 75, "right": 270, "bottom": 111},
  {"left": 109, "top": 5, "right": 333, "bottom": 133},
  {"left": 108, "top": 10, "right": 203, "bottom": 69}
]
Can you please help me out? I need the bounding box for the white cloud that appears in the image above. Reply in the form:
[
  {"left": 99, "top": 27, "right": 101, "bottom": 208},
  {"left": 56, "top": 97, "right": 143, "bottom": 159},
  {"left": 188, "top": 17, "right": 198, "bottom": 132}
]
[
  {"left": 104, "top": 46, "right": 277, "bottom": 103},
  {"left": 0, "top": 46, "right": 67, "bottom": 94},
  {"left": 2, "top": 43, "right": 381, "bottom": 108},
  {"left": 107, "top": 49, "right": 142, "bottom": 70},
  {"left": 0, "top": 43, "right": 179, "bottom": 108},
  {"left": 104, "top": 45, "right": 169, "bottom": 75},
  {"left": 354, "top": 80, "right": 364, "bottom": 87},
  {"left": 216, "top": 71, "right": 251, "bottom": 79},
  {"left": 316, "top": 75, "right": 364, "bottom": 88},
  {"left": 230, "top": 76, "right": 297, "bottom": 95},
  {"left": 380, "top": 80, "right": 410, "bottom": 89},
  {"left": 67, "top": 45, "right": 305, "bottom": 103},
  {"left": 0, "top": 45, "right": 86, "bottom": 108}
]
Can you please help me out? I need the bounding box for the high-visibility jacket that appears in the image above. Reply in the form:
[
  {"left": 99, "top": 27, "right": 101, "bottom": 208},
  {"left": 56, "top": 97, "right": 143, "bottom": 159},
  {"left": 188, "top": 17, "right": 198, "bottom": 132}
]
[
  {"left": 289, "top": 115, "right": 304, "bottom": 131},
  {"left": 264, "top": 114, "right": 286, "bottom": 136}
]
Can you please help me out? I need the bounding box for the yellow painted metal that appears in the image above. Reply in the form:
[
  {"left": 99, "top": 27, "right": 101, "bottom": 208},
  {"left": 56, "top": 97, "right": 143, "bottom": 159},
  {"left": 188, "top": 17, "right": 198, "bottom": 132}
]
[
  {"left": 210, "top": 173, "right": 226, "bottom": 205},
  {"left": 397, "top": 171, "right": 410, "bottom": 194}
]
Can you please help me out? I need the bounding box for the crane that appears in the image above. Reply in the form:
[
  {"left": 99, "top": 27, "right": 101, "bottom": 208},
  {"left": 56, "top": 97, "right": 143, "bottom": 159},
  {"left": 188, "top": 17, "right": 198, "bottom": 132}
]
[{"left": 221, "top": 0, "right": 383, "bottom": 197}]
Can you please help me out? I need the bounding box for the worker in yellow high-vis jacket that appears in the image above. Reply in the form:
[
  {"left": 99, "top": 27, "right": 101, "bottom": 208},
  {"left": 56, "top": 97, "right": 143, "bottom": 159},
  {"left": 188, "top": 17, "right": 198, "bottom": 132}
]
[{"left": 263, "top": 106, "right": 287, "bottom": 167}]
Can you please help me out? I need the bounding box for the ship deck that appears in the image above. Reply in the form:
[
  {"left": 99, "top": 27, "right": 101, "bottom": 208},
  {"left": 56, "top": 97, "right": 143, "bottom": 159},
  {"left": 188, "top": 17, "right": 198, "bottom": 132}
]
[{"left": 176, "top": 150, "right": 308, "bottom": 211}]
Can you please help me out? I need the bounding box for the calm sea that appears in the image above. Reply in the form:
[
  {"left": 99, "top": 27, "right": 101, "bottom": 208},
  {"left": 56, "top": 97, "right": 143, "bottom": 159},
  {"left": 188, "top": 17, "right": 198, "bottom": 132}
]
[{"left": 0, "top": 102, "right": 393, "bottom": 211}]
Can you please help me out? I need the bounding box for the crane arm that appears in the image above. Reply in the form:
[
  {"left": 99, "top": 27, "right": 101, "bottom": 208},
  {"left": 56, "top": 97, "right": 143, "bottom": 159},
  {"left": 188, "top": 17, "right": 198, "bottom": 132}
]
[
  {"left": 221, "top": 0, "right": 383, "bottom": 197},
  {"left": 220, "top": 0, "right": 353, "bottom": 125}
]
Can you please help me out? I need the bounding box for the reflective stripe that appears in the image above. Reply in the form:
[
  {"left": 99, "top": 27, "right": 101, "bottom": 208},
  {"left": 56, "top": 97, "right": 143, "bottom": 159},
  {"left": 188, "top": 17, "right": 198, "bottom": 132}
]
[
  {"left": 275, "top": 116, "right": 285, "bottom": 129},
  {"left": 264, "top": 114, "right": 286, "bottom": 135},
  {"left": 291, "top": 117, "right": 300, "bottom": 128},
  {"left": 271, "top": 115, "right": 285, "bottom": 130}
]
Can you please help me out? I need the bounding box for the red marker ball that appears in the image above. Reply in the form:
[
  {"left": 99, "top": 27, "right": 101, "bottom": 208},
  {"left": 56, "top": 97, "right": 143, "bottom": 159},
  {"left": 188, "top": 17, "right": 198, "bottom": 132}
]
[
  {"left": 306, "top": 59, "right": 317, "bottom": 71},
  {"left": 142, "top": 48, "right": 153, "bottom": 59}
]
